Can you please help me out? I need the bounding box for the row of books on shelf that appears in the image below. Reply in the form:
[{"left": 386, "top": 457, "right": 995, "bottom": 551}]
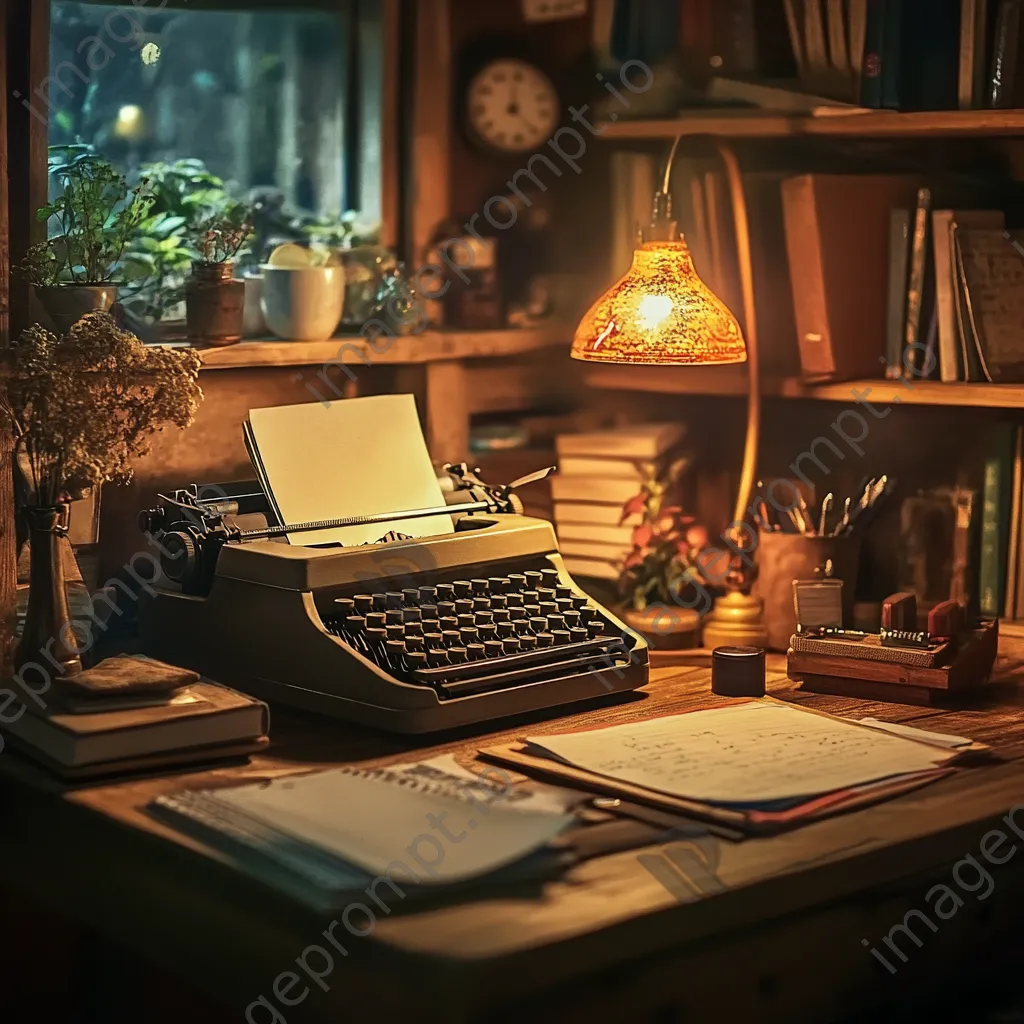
[
  {"left": 885, "top": 194, "right": 1024, "bottom": 384},
  {"left": 611, "top": 155, "right": 1023, "bottom": 388},
  {"left": 981, "top": 423, "right": 1024, "bottom": 620}
]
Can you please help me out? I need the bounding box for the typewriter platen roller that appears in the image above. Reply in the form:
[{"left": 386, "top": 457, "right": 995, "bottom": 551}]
[{"left": 138, "top": 465, "right": 649, "bottom": 733}]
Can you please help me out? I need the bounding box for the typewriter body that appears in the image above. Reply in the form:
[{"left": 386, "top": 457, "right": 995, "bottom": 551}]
[{"left": 138, "top": 467, "right": 649, "bottom": 733}]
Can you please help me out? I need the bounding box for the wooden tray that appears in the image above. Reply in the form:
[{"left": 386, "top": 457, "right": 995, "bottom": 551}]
[{"left": 787, "top": 620, "right": 999, "bottom": 705}]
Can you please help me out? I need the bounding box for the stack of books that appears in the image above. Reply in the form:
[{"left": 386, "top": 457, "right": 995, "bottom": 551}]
[
  {"left": 0, "top": 655, "right": 269, "bottom": 779},
  {"left": 553, "top": 422, "right": 687, "bottom": 582}
]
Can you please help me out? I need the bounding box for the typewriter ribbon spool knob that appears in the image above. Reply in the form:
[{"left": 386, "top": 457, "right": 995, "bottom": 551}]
[{"left": 711, "top": 645, "right": 766, "bottom": 698}]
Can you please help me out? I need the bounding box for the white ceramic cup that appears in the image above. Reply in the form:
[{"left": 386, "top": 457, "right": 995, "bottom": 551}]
[{"left": 259, "top": 265, "right": 346, "bottom": 341}]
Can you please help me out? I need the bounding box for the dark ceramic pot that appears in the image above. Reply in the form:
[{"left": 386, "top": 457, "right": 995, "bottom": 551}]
[
  {"left": 186, "top": 261, "right": 245, "bottom": 346},
  {"left": 36, "top": 284, "right": 118, "bottom": 334}
]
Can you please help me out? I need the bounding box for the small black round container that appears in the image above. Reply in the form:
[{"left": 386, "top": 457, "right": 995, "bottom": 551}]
[{"left": 711, "top": 646, "right": 766, "bottom": 698}]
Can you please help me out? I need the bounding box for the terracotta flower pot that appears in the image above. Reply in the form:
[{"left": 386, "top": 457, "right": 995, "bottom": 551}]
[
  {"left": 36, "top": 284, "right": 118, "bottom": 334},
  {"left": 621, "top": 604, "right": 702, "bottom": 649},
  {"left": 186, "top": 261, "right": 245, "bottom": 347}
]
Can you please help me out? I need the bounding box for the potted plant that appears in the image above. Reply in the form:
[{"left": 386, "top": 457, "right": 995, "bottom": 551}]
[
  {"left": 617, "top": 456, "right": 710, "bottom": 648},
  {"left": 20, "top": 150, "right": 154, "bottom": 333},
  {"left": 185, "top": 204, "right": 253, "bottom": 346},
  {"left": 0, "top": 313, "right": 202, "bottom": 675}
]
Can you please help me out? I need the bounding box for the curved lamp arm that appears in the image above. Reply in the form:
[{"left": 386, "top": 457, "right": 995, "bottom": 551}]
[{"left": 660, "top": 136, "right": 761, "bottom": 533}]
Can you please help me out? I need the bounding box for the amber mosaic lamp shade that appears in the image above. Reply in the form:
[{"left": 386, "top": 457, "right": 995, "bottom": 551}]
[{"left": 571, "top": 240, "right": 747, "bottom": 366}]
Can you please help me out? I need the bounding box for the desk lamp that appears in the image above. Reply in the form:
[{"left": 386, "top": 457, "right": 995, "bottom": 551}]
[{"left": 571, "top": 136, "right": 768, "bottom": 649}]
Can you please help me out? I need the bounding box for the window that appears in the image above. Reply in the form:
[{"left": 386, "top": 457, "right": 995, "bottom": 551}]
[{"left": 41, "top": 0, "right": 385, "bottom": 321}]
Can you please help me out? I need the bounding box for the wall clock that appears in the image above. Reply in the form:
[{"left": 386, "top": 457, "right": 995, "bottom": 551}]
[{"left": 464, "top": 57, "right": 560, "bottom": 154}]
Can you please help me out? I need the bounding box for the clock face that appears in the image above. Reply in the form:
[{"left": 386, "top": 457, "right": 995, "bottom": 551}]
[{"left": 466, "top": 58, "right": 559, "bottom": 153}]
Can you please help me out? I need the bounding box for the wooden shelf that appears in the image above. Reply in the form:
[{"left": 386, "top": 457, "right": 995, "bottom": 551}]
[
  {"left": 194, "top": 325, "right": 571, "bottom": 370},
  {"left": 584, "top": 365, "right": 1024, "bottom": 409},
  {"left": 596, "top": 108, "right": 1024, "bottom": 141}
]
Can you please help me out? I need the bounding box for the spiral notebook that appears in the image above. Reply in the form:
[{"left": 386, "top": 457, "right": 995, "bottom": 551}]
[{"left": 151, "top": 762, "right": 575, "bottom": 909}]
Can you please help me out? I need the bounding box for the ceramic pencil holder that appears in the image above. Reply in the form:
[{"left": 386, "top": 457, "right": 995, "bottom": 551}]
[{"left": 754, "top": 532, "right": 861, "bottom": 651}]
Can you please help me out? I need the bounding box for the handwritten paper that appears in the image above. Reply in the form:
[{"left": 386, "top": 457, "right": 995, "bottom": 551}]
[{"left": 524, "top": 702, "right": 956, "bottom": 806}]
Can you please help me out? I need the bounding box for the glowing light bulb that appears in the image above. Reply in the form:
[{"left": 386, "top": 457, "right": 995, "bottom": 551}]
[
  {"left": 636, "top": 294, "right": 673, "bottom": 332},
  {"left": 114, "top": 104, "right": 143, "bottom": 138}
]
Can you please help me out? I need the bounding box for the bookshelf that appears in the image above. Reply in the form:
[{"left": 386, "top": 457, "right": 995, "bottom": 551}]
[
  {"left": 597, "top": 108, "right": 1024, "bottom": 141},
  {"left": 583, "top": 366, "right": 1024, "bottom": 410}
]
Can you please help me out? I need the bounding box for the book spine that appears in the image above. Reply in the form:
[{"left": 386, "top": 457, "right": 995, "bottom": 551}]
[
  {"left": 979, "top": 431, "right": 1012, "bottom": 617},
  {"left": 880, "top": 0, "right": 904, "bottom": 109},
  {"left": 904, "top": 188, "right": 932, "bottom": 376},
  {"left": 782, "top": 177, "right": 834, "bottom": 379},
  {"left": 860, "top": 0, "right": 888, "bottom": 107},
  {"left": 886, "top": 208, "right": 911, "bottom": 378},
  {"left": 989, "top": 0, "right": 1023, "bottom": 108},
  {"left": 1006, "top": 426, "right": 1024, "bottom": 617}
]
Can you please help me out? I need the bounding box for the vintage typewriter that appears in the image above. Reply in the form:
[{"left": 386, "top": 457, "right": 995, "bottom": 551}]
[{"left": 138, "top": 464, "right": 649, "bottom": 733}]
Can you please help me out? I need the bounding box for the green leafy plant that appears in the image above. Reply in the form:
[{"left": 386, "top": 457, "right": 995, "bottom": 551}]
[
  {"left": 20, "top": 151, "right": 155, "bottom": 286},
  {"left": 0, "top": 313, "right": 203, "bottom": 507},
  {"left": 617, "top": 457, "right": 710, "bottom": 611},
  {"left": 120, "top": 158, "right": 239, "bottom": 320},
  {"left": 194, "top": 203, "right": 254, "bottom": 264}
]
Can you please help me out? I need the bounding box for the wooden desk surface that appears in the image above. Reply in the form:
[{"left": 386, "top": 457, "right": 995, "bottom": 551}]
[{"left": 4, "top": 647, "right": 1024, "bottom": 1023}]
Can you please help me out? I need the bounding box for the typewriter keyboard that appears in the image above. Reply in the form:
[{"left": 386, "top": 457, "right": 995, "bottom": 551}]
[{"left": 325, "top": 567, "right": 634, "bottom": 698}]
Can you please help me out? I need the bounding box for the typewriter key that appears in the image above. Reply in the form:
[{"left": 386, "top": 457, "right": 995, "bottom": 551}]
[
  {"left": 587, "top": 620, "right": 603, "bottom": 638},
  {"left": 437, "top": 601, "right": 456, "bottom": 617},
  {"left": 385, "top": 640, "right": 406, "bottom": 664},
  {"left": 418, "top": 585, "right": 437, "bottom": 604},
  {"left": 344, "top": 615, "right": 366, "bottom": 633},
  {"left": 471, "top": 579, "right": 489, "bottom": 595},
  {"left": 520, "top": 635, "right": 538, "bottom": 650},
  {"left": 474, "top": 610, "right": 494, "bottom": 625},
  {"left": 551, "top": 629, "right": 572, "bottom": 646},
  {"left": 460, "top": 627, "right": 479, "bottom": 645},
  {"left": 353, "top": 594, "right": 374, "bottom": 613},
  {"left": 512, "top": 618, "right": 531, "bottom": 635},
  {"left": 439, "top": 616, "right": 459, "bottom": 632},
  {"left": 386, "top": 591, "right": 403, "bottom": 609},
  {"left": 556, "top": 598, "right": 574, "bottom": 613},
  {"left": 425, "top": 632, "right": 444, "bottom": 648},
  {"left": 538, "top": 601, "right": 558, "bottom": 615},
  {"left": 436, "top": 583, "right": 455, "bottom": 601},
  {"left": 386, "top": 624, "right": 405, "bottom": 641},
  {"left": 405, "top": 651, "right": 427, "bottom": 670},
  {"left": 490, "top": 595, "right": 508, "bottom": 610},
  {"left": 453, "top": 580, "right": 473, "bottom": 598},
  {"left": 524, "top": 603, "right": 542, "bottom": 618},
  {"left": 524, "top": 570, "right": 544, "bottom": 586},
  {"left": 372, "top": 594, "right": 388, "bottom": 611},
  {"left": 522, "top": 590, "right": 539, "bottom": 604},
  {"left": 403, "top": 588, "right": 419, "bottom": 606},
  {"left": 570, "top": 627, "right": 588, "bottom": 643},
  {"left": 479, "top": 624, "right": 498, "bottom": 641},
  {"left": 366, "top": 612, "right": 386, "bottom": 629},
  {"left": 484, "top": 640, "right": 504, "bottom": 658},
  {"left": 529, "top": 616, "right": 547, "bottom": 633},
  {"left": 427, "top": 649, "right": 449, "bottom": 667},
  {"left": 466, "top": 643, "right": 486, "bottom": 661},
  {"left": 420, "top": 604, "right": 439, "bottom": 621},
  {"left": 472, "top": 597, "right": 490, "bottom": 612},
  {"left": 405, "top": 636, "right": 424, "bottom": 653},
  {"left": 455, "top": 599, "right": 474, "bottom": 615},
  {"left": 506, "top": 593, "right": 524, "bottom": 609},
  {"left": 571, "top": 595, "right": 588, "bottom": 611},
  {"left": 536, "top": 587, "right": 556, "bottom": 600},
  {"left": 449, "top": 646, "right": 469, "bottom": 664},
  {"left": 457, "top": 614, "right": 475, "bottom": 629},
  {"left": 441, "top": 630, "right": 460, "bottom": 647},
  {"left": 563, "top": 610, "right": 582, "bottom": 628},
  {"left": 405, "top": 622, "right": 424, "bottom": 637},
  {"left": 547, "top": 615, "right": 566, "bottom": 632},
  {"left": 403, "top": 607, "right": 421, "bottom": 623},
  {"left": 385, "top": 610, "right": 403, "bottom": 625},
  {"left": 555, "top": 585, "right": 572, "bottom": 600},
  {"left": 487, "top": 576, "right": 507, "bottom": 593},
  {"left": 497, "top": 621, "right": 515, "bottom": 638},
  {"left": 507, "top": 573, "right": 528, "bottom": 590},
  {"left": 502, "top": 638, "right": 520, "bottom": 654},
  {"left": 536, "top": 632, "right": 555, "bottom": 648},
  {"left": 335, "top": 597, "right": 357, "bottom": 616},
  {"left": 365, "top": 627, "right": 388, "bottom": 648},
  {"left": 540, "top": 568, "right": 559, "bottom": 583},
  {"left": 492, "top": 609, "right": 511, "bottom": 624}
]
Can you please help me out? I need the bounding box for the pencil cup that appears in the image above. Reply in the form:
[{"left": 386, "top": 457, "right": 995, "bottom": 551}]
[{"left": 754, "top": 532, "right": 861, "bottom": 652}]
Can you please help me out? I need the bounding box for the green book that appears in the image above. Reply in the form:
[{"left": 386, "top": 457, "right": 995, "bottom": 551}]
[{"left": 979, "top": 427, "right": 1015, "bottom": 617}]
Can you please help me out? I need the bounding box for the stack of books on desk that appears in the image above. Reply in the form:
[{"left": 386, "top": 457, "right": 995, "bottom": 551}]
[
  {"left": 553, "top": 422, "right": 687, "bottom": 582},
  {"left": 0, "top": 656, "right": 269, "bottom": 779}
]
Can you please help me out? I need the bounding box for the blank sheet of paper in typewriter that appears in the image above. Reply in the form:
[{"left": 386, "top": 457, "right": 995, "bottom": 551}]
[{"left": 246, "top": 394, "right": 454, "bottom": 546}]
